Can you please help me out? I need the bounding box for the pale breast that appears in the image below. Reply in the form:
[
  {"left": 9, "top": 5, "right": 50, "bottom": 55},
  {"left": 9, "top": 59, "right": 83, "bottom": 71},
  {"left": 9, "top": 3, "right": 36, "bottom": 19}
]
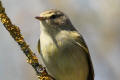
[{"left": 40, "top": 31, "right": 89, "bottom": 80}]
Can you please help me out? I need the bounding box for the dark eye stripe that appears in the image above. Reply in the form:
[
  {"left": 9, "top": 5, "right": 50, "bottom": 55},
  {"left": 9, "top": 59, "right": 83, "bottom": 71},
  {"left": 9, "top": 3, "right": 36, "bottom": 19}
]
[
  {"left": 50, "top": 14, "right": 63, "bottom": 19},
  {"left": 50, "top": 15, "right": 57, "bottom": 19}
]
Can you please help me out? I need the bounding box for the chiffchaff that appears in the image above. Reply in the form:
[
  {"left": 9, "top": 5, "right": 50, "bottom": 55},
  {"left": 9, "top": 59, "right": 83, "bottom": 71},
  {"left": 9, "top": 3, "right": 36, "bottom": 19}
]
[{"left": 35, "top": 9, "right": 94, "bottom": 80}]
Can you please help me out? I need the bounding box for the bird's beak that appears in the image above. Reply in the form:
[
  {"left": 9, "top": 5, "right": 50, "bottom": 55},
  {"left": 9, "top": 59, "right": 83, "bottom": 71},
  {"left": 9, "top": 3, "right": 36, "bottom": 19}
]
[{"left": 35, "top": 16, "right": 46, "bottom": 21}]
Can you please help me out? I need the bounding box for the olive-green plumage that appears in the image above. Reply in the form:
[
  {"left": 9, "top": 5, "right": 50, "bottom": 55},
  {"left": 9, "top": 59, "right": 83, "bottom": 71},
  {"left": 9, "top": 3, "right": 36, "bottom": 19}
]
[{"left": 36, "top": 9, "right": 94, "bottom": 80}]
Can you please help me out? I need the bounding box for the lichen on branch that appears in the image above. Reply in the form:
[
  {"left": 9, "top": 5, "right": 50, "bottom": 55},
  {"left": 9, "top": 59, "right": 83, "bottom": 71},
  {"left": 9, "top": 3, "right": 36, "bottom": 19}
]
[{"left": 0, "top": 1, "right": 55, "bottom": 80}]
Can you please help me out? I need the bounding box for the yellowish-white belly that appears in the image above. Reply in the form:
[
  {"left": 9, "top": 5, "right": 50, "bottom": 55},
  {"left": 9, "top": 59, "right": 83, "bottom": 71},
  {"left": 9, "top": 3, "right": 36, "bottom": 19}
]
[{"left": 40, "top": 31, "right": 89, "bottom": 80}]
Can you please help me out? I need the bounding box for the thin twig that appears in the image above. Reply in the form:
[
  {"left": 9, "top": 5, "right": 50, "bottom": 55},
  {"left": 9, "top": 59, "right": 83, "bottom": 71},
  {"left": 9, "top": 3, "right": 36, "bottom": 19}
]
[{"left": 0, "top": 1, "right": 55, "bottom": 80}]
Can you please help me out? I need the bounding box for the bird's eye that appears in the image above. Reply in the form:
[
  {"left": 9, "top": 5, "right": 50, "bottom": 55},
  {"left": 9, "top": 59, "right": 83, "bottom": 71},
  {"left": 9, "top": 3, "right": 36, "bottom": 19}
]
[{"left": 50, "top": 15, "right": 57, "bottom": 19}]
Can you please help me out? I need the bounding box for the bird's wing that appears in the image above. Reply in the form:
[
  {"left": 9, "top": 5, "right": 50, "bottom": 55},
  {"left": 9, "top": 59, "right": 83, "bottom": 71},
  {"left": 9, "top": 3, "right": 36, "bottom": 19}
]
[
  {"left": 75, "top": 35, "right": 94, "bottom": 80},
  {"left": 37, "top": 39, "right": 40, "bottom": 53},
  {"left": 37, "top": 33, "right": 94, "bottom": 80}
]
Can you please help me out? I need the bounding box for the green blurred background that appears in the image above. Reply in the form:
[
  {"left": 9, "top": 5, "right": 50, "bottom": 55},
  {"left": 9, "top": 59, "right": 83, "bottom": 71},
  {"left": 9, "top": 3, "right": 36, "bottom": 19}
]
[{"left": 0, "top": 0, "right": 120, "bottom": 80}]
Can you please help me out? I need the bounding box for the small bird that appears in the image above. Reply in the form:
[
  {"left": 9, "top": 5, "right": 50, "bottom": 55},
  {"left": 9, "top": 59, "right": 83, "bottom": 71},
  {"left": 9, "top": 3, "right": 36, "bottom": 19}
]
[{"left": 35, "top": 9, "right": 94, "bottom": 80}]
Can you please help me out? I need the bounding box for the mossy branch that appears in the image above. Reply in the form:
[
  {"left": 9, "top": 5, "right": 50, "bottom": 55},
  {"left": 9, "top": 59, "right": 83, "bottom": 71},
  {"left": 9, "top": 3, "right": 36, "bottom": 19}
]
[{"left": 0, "top": 1, "right": 55, "bottom": 80}]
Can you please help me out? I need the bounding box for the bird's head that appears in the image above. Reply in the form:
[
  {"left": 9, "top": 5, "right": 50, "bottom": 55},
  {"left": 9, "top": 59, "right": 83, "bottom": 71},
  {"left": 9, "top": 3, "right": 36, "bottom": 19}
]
[{"left": 35, "top": 9, "right": 75, "bottom": 32}]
